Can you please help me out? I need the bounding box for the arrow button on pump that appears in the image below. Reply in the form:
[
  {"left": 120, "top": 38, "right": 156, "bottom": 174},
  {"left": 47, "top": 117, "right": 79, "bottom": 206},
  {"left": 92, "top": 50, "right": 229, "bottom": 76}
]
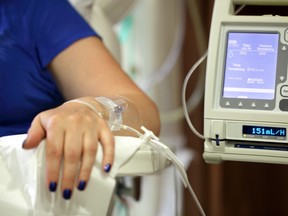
[{"left": 225, "top": 101, "right": 230, "bottom": 106}]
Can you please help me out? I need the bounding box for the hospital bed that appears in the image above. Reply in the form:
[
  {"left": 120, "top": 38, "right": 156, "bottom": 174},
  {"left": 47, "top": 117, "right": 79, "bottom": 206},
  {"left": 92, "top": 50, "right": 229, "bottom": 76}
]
[{"left": 0, "top": 129, "right": 172, "bottom": 216}]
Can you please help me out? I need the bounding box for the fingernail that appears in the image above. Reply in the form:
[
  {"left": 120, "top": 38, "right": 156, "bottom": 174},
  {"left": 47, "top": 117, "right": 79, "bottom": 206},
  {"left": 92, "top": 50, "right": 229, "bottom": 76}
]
[
  {"left": 22, "top": 139, "right": 26, "bottom": 148},
  {"left": 63, "top": 189, "right": 72, "bottom": 200},
  {"left": 49, "top": 182, "right": 57, "bottom": 192},
  {"left": 104, "top": 163, "right": 111, "bottom": 173},
  {"left": 78, "top": 181, "right": 86, "bottom": 191}
]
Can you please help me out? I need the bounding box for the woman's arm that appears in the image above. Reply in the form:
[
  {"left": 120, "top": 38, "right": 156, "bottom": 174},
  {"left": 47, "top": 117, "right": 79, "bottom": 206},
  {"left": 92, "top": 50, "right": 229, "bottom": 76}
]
[
  {"left": 22, "top": 36, "right": 160, "bottom": 199},
  {"left": 49, "top": 36, "right": 160, "bottom": 134}
]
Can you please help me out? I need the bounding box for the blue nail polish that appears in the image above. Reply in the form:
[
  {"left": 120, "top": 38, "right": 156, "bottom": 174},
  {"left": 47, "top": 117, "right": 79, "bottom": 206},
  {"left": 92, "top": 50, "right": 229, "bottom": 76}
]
[
  {"left": 104, "top": 163, "right": 111, "bottom": 173},
  {"left": 78, "top": 181, "right": 86, "bottom": 191},
  {"left": 63, "top": 189, "right": 72, "bottom": 200},
  {"left": 49, "top": 182, "right": 57, "bottom": 192}
]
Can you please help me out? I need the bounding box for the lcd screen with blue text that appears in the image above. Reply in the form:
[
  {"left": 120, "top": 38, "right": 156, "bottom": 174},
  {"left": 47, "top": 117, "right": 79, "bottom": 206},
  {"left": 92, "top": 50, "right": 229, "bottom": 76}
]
[
  {"left": 243, "top": 125, "right": 286, "bottom": 138},
  {"left": 222, "top": 32, "right": 279, "bottom": 100}
]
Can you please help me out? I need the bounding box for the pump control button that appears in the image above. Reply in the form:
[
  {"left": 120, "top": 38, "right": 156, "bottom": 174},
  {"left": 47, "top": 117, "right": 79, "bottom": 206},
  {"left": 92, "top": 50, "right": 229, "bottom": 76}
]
[
  {"left": 279, "top": 99, "right": 288, "bottom": 111},
  {"left": 281, "top": 85, "right": 288, "bottom": 97},
  {"left": 285, "top": 29, "right": 288, "bottom": 42}
]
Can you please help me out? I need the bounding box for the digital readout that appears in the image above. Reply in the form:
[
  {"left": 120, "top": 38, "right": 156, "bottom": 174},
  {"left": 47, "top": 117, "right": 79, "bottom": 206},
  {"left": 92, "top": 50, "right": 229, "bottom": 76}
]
[
  {"left": 223, "top": 32, "right": 279, "bottom": 100},
  {"left": 243, "top": 125, "right": 286, "bottom": 137}
]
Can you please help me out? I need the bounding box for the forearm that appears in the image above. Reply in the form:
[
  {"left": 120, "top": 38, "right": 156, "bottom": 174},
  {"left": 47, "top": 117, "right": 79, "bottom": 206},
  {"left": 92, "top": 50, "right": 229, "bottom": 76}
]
[
  {"left": 66, "top": 94, "right": 161, "bottom": 136},
  {"left": 48, "top": 37, "right": 161, "bottom": 136}
]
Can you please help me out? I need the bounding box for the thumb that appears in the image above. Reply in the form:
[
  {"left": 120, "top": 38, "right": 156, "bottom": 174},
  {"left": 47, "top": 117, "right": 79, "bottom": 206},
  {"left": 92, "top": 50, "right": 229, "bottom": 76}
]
[{"left": 23, "top": 115, "right": 46, "bottom": 149}]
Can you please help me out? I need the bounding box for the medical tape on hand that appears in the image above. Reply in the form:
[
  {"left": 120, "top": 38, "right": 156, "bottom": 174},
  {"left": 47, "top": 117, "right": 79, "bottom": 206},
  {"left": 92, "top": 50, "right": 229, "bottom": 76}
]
[{"left": 95, "top": 97, "right": 125, "bottom": 131}]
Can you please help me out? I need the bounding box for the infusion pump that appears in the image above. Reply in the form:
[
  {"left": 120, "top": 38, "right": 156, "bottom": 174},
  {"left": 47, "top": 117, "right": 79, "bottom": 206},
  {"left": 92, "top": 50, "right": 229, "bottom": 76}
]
[{"left": 203, "top": 0, "right": 288, "bottom": 164}]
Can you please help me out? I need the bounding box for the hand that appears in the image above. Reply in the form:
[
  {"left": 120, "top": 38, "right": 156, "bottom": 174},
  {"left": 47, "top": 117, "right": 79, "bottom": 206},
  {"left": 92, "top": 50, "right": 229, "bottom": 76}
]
[{"left": 22, "top": 101, "right": 115, "bottom": 199}]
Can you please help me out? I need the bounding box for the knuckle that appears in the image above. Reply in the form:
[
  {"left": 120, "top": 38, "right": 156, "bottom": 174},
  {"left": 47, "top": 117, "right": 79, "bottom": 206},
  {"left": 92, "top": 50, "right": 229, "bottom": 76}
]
[
  {"left": 46, "top": 115, "right": 63, "bottom": 130},
  {"left": 65, "top": 149, "right": 80, "bottom": 162},
  {"left": 66, "top": 114, "right": 82, "bottom": 124},
  {"left": 47, "top": 170, "right": 59, "bottom": 180},
  {"left": 81, "top": 115, "right": 95, "bottom": 126},
  {"left": 46, "top": 147, "right": 62, "bottom": 159},
  {"left": 67, "top": 113, "right": 94, "bottom": 125},
  {"left": 105, "top": 150, "right": 114, "bottom": 159},
  {"left": 85, "top": 144, "right": 97, "bottom": 155},
  {"left": 80, "top": 168, "right": 91, "bottom": 179}
]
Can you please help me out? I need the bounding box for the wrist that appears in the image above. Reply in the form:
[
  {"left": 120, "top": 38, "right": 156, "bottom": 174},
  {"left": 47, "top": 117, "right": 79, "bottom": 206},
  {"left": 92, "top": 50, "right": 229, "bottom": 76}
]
[
  {"left": 64, "top": 96, "right": 127, "bottom": 131},
  {"left": 95, "top": 96, "right": 127, "bottom": 131}
]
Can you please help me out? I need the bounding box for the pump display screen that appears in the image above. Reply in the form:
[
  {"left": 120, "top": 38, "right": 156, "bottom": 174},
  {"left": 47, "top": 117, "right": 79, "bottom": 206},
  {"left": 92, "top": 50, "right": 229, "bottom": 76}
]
[
  {"left": 222, "top": 32, "right": 279, "bottom": 100},
  {"left": 243, "top": 125, "right": 286, "bottom": 139}
]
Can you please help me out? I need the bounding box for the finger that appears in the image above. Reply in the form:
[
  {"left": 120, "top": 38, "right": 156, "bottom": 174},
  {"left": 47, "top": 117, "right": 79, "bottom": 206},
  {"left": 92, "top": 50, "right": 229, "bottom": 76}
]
[
  {"left": 99, "top": 123, "right": 115, "bottom": 173},
  {"left": 23, "top": 114, "right": 46, "bottom": 149},
  {"left": 61, "top": 131, "right": 82, "bottom": 199},
  {"left": 45, "top": 128, "right": 65, "bottom": 193},
  {"left": 77, "top": 132, "right": 98, "bottom": 191}
]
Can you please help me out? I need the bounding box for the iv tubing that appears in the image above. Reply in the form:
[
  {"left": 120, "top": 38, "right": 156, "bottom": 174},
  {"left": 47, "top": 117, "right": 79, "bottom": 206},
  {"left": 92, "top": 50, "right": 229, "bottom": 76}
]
[
  {"left": 181, "top": 4, "right": 246, "bottom": 139},
  {"left": 182, "top": 50, "right": 207, "bottom": 140}
]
